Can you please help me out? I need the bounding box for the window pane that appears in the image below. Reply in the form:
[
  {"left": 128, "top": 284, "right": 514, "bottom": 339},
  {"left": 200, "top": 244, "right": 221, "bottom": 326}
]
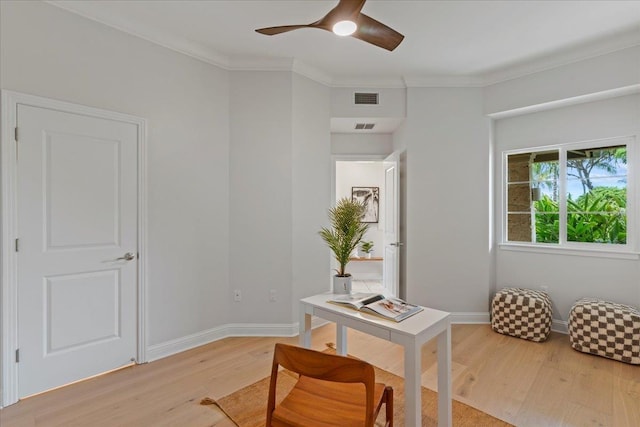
[
  {"left": 531, "top": 152, "right": 560, "bottom": 205},
  {"left": 567, "top": 146, "right": 626, "bottom": 180},
  {"left": 506, "top": 150, "right": 559, "bottom": 243},
  {"left": 507, "top": 213, "right": 532, "bottom": 242},
  {"left": 507, "top": 153, "right": 531, "bottom": 183},
  {"left": 565, "top": 144, "right": 626, "bottom": 244},
  {"left": 567, "top": 183, "right": 626, "bottom": 212},
  {"left": 567, "top": 177, "right": 627, "bottom": 201},
  {"left": 534, "top": 213, "right": 559, "bottom": 243},
  {"left": 507, "top": 183, "right": 532, "bottom": 212},
  {"left": 567, "top": 213, "right": 626, "bottom": 244},
  {"left": 506, "top": 153, "right": 533, "bottom": 242}
]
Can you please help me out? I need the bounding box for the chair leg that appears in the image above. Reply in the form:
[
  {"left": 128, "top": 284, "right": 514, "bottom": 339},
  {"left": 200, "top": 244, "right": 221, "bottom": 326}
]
[{"left": 385, "top": 386, "right": 394, "bottom": 427}]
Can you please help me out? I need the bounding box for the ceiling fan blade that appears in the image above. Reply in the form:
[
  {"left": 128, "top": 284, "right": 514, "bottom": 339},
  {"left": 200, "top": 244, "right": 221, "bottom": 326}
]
[
  {"left": 352, "top": 13, "right": 404, "bottom": 51},
  {"left": 315, "top": 0, "right": 368, "bottom": 29},
  {"left": 255, "top": 24, "right": 312, "bottom": 36}
]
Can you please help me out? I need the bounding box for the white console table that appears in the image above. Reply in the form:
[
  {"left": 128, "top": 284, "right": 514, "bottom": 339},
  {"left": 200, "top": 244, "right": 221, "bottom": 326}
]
[{"left": 299, "top": 293, "right": 452, "bottom": 427}]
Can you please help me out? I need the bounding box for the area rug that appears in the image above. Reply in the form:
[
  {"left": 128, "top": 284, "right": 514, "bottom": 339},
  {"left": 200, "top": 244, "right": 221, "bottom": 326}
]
[{"left": 206, "top": 348, "right": 513, "bottom": 427}]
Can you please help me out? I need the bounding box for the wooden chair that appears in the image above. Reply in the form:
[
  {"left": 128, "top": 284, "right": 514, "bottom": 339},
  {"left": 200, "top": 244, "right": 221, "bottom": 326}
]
[{"left": 266, "top": 343, "right": 393, "bottom": 427}]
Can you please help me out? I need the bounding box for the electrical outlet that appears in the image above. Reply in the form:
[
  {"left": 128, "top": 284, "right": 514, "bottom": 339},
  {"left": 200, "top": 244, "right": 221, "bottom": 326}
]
[
  {"left": 234, "top": 289, "right": 242, "bottom": 302},
  {"left": 269, "top": 289, "right": 277, "bottom": 302}
]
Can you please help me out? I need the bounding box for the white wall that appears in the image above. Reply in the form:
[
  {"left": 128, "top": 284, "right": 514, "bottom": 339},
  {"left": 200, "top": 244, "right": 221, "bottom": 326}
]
[
  {"left": 0, "top": 1, "right": 231, "bottom": 346},
  {"left": 484, "top": 46, "right": 640, "bottom": 115},
  {"left": 228, "top": 71, "right": 332, "bottom": 325},
  {"left": 332, "top": 133, "right": 393, "bottom": 155},
  {"left": 494, "top": 94, "right": 640, "bottom": 322},
  {"left": 398, "top": 87, "right": 493, "bottom": 314},
  {"left": 228, "top": 71, "right": 293, "bottom": 324},
  {"left": 291, "top": 73, "right": 332, "bottom": 319}
]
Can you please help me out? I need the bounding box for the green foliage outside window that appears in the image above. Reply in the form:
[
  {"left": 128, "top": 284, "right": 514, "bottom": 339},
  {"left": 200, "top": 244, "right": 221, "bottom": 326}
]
[
  {"left": 534, "top": 187, "right": 626, "bottom": 244},
  {"left": 533, "top": 196, "right": 559, "bottom": 243}
]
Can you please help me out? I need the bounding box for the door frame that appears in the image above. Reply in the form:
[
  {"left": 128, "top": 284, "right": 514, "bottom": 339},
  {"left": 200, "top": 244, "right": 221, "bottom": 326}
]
[{"left": 1, "top": 90, "right": 148, "bottom": 407}]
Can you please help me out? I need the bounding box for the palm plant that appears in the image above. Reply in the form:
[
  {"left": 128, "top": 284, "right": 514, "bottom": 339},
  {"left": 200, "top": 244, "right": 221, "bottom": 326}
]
[{"left": 319, "top": 198, "right": 369, "bottom": 277}]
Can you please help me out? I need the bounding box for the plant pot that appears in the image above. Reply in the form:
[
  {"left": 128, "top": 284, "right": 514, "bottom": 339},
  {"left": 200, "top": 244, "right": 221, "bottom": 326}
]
[
  {"left": 333, "top": 275, "right": 352, "bottom": 294},
  {"left": 366, "top": 252, "right": 372, "bottom": 259}
]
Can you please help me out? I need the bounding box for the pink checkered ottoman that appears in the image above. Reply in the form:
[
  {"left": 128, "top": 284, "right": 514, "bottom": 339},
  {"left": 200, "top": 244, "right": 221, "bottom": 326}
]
[
  {"left": 568, "top": 298, "right": 640, "bottom": 364},
  {"left": 491, "top": 287, "right": 552, "bottom": 342}
]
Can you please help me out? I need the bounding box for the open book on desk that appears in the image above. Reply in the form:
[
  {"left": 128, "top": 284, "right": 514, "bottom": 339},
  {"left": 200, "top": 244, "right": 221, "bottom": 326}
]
[{"left": 328, "top": 293, "right": 423, "bottom": 322}]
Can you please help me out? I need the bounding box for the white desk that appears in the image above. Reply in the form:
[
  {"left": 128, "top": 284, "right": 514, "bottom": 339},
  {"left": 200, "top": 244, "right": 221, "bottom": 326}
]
[{"left": 299, "top": 293, "right": 452, "bottom": 427}]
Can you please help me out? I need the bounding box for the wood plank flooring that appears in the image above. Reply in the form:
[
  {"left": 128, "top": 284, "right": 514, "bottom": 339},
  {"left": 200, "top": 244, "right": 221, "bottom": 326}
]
[{"left": 1, "top": 324, "right": 639, "bottom": 426}]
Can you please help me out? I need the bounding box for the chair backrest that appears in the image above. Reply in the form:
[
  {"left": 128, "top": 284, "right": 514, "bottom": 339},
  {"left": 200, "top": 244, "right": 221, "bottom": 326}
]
[{"left": 267, "top": 343, "right": 377, "bottom": 426}]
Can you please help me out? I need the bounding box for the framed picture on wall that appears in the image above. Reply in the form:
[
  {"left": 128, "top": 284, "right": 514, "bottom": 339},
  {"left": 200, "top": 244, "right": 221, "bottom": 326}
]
[{"left": 352, "top": 187, "right": 379, "bottom": 223}]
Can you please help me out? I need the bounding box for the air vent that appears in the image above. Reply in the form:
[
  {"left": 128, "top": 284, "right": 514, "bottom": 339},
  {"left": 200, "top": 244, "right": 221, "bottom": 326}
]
[
  {"left": 354, "top": 123, "right": 375, "bottom": 130},
  {"left": 354, "top": 92, "right": 379, "bottom": 105}
]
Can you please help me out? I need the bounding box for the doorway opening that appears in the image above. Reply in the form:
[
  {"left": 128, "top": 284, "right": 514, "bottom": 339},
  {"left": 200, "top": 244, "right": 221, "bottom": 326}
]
[
  {"left": 331, "top": 150, "right": 404, "bottom": 298},
  {"left": 335, "top": 158, "right": 385, "bottom": 294}
]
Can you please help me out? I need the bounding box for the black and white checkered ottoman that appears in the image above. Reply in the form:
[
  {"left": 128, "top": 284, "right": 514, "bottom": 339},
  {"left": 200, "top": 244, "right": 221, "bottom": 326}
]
[
  {"left": 491, "top": 287, "right": 552, "bottom": 342},
  {"left": 568, "top": 298, "right": 640, "bottom": 364}
]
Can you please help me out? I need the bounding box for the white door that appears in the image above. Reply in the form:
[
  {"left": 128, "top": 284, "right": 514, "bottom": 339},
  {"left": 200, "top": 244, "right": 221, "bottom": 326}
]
[
  {"left": 383, "top": 151, "right": 401, "bottom": 297},
  {"left": 17, "top": 104, "right": 138, "bottom": 398}
]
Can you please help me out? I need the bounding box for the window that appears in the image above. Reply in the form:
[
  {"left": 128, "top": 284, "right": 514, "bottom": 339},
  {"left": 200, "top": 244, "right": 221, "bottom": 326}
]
[{"left": 504, "top": 137, "right": 633, "bottom": 251}]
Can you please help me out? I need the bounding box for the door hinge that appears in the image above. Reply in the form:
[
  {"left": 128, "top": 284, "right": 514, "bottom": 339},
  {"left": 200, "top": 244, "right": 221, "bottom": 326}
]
[
  {"left": 15, "top": 349, "right": 20, "bottom": 363},
  {"left": 15, "top": 238, "right": 19, "bottom": 252},
  {"left": 14, "top": 127, "right": 18, "bottom": 142}
]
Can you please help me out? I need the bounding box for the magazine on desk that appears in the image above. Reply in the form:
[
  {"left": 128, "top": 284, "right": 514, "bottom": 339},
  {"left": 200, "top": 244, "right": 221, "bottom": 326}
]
[{"left": 328, "top": 293, "right": 423, "bottom": 322}]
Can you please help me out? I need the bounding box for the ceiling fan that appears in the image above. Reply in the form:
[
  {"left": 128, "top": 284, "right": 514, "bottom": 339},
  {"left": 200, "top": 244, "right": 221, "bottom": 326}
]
[{"left": 255, "top": 0, "right": 404, "bottom": 52}]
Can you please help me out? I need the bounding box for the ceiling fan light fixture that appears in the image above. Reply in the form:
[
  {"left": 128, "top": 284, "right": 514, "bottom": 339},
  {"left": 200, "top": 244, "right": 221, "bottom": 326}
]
[
  {"left": 255, "top": 0, "right": 404, "bottom": 51},
  {"left": 332, "top": 20, "right": 357, "bottom": 36}
]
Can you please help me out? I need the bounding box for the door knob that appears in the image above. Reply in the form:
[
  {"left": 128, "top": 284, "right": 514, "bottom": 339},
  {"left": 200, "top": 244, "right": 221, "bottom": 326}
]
[
  {"left": 390, "top": 242, "right": 404, "bottom": 247},
  {"left": 116, "top": 252, "right": 136, "bottom": 261}
]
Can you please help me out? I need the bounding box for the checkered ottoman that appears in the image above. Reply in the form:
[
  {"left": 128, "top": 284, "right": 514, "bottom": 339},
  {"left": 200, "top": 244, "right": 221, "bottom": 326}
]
[
  {"left": 491, "top": 287, "right": 552, "bottom": 342},
  {"left": 568, "top": 298, "right": 640, "bottom": 364}
]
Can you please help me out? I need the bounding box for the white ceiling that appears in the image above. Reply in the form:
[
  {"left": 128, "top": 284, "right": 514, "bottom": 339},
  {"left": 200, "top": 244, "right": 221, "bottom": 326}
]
[{"left": 48, "top": 0, "right": 640, "bottom": 132}]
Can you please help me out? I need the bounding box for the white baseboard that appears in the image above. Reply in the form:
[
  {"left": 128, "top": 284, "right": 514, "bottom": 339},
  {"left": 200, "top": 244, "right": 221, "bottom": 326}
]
[
  {"left": 351, "top": 273, "right": 383, "bottom": 281},
  {"left": 146, "top": 325, "right": 229, "bottom": 362},
  {"left": 146, "top": 313, "right": 566, "bottom": 363},
  {"left": 146, "top": 317, "right": 329, "bottom": 362},
  {"left": 450, "top": 312, "right": 569, "bottom": 335},
  {"left": 225, "top": 322, "right": 299, "bottom": 337},
  {"left": 450, "top": 312, "right": 491, "bottom": 324},
  {"left": 552, "top": 319, "right": 569, "bottom": 334}
]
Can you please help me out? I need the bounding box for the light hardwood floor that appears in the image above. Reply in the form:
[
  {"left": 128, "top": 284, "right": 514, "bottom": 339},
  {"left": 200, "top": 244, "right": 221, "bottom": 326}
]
[{"left": 1, "top": 323, "right": 639, "bottom": 426}]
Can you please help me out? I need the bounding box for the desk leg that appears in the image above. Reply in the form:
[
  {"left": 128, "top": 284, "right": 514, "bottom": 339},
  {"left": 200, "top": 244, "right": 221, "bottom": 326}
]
[
  {"left": 437, "top": 326, "right": 452, "bottom": 427},
  {"left": 404, "top": 342, "right": 421, "bottom": 426},
  {"left": 336, "top": 324, "right": 347, "bottom": 356},
  {"left": 299, "top": 310, "right": 312, "bottom": 349}
]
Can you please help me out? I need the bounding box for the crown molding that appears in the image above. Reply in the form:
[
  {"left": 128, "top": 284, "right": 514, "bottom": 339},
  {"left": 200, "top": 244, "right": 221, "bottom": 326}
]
[
  {"left": 330, "top": 77, "right": 407, "bottom": 89},
  {"left": 292, "top": 60, "right": 334, "bottom": 86},
  {"left": 403, "top": 75, "right": 484, "bottom": 88},
  {"left": 46, "top": 0, "right": 232, "bottom": 69},
  {"left": 227, "top": 57, "right": 294, "bottom": 72},
  {"left": 482, "top": 28, "right": 640, "bottom": 86}
]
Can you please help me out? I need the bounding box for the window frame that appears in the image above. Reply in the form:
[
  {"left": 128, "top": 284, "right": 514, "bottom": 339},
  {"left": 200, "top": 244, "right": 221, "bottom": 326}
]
[{"left": 500, "top": 136, "right": 638, "bottom": 259}]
